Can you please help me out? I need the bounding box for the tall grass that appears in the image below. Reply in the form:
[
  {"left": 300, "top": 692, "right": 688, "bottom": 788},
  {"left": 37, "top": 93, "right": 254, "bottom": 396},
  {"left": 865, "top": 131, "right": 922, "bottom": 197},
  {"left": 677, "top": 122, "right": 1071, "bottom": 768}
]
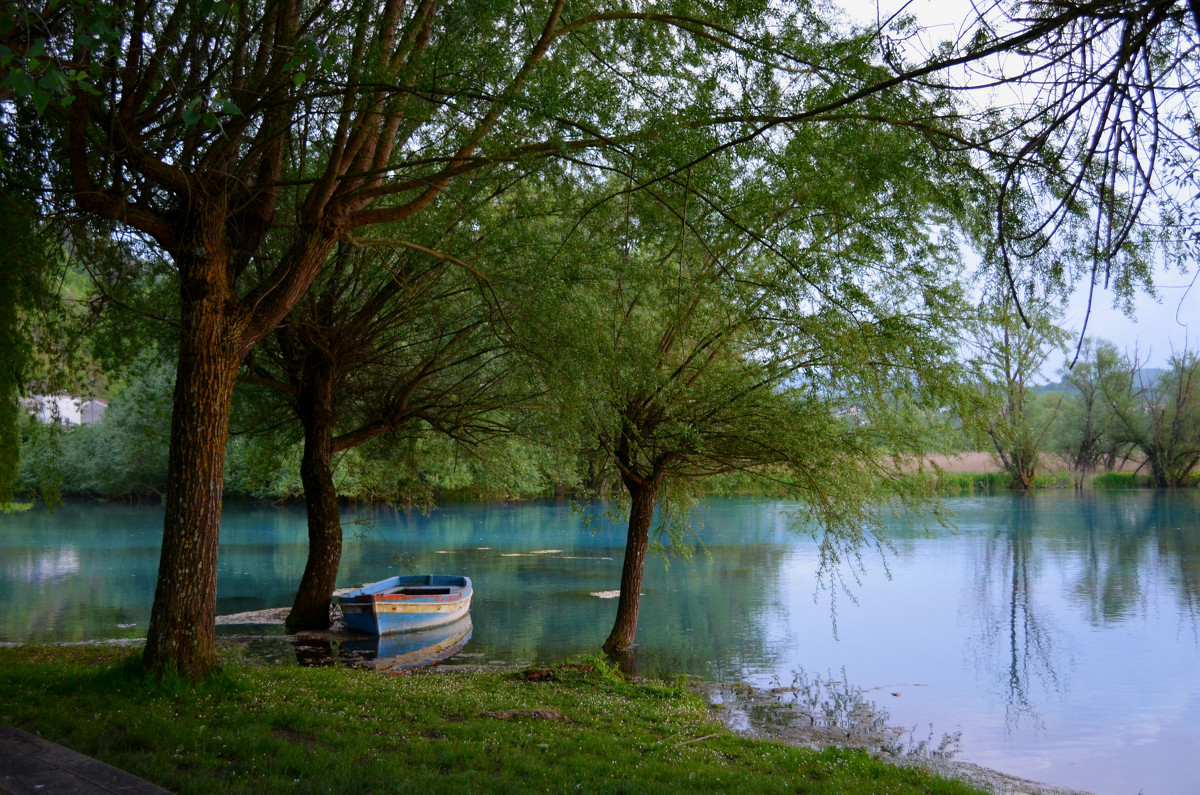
[{"left": 1090, "top": 472, "right": 1157, "bottom": 489}]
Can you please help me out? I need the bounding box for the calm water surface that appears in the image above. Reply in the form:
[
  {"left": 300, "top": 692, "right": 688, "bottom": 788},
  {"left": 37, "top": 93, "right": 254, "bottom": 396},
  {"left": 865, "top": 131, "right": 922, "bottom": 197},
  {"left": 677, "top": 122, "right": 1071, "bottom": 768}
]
[{"left": 2, "top": 492, "right": 1198, "bottom": 795}]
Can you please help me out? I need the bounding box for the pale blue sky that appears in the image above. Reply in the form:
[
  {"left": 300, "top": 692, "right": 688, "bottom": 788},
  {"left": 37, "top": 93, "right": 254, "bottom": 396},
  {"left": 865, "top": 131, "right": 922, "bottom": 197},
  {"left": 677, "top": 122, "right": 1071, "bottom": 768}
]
[{"left": 1056, "top": 267, "right": 1199, "bottom": 371}]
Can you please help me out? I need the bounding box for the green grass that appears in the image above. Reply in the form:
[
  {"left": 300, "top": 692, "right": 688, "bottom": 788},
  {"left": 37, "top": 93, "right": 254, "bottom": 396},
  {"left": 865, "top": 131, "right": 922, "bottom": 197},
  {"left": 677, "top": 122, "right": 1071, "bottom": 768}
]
[
  {"left": 1029, "top": 471, "right": 1078, "bottom": 489},
  {"left": 0, "top": 646, "right": 984, "bottom": 795},
  {"left": 933, "top": 472, "right": 1013, "bottom": 494},
  {"left": 0, "top": 500, "right": 33, "bottom": 513},
  {"left": 1089, "top": 472, "right": 1156, "bottom": 489},
  {"left": 897, "top": 471, "right": 1015, "bottom": 496},
  {"left": 916, "top": 469, "right": 1181, "bottom": 494},
  {"left": 1088, "top": 471, "right": 1200, "bottom": 488}
]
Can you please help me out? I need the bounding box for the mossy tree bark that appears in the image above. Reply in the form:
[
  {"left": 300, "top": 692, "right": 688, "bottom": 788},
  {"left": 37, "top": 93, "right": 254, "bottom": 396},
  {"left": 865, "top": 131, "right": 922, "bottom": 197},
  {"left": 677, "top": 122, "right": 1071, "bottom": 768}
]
[{"left": 287, "top": 358, "right": 342, "bottom": 632}]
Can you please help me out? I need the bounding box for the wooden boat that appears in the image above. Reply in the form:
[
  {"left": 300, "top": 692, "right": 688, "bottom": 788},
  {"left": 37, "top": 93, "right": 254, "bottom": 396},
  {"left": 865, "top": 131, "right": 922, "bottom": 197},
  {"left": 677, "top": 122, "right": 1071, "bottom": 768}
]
[{"left": 338, "top": 574, "right": 472, "bottom": 635}]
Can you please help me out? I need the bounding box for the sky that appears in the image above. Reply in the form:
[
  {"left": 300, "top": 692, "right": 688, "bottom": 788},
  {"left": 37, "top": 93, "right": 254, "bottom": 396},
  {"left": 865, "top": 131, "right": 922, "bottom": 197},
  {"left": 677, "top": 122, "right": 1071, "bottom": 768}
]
[
  {"left": 834, "top": 0, "right": 1199, "bottom": 372},
  {"left": 1055, "top": 269, "right": 1199, "bottom": 371}
]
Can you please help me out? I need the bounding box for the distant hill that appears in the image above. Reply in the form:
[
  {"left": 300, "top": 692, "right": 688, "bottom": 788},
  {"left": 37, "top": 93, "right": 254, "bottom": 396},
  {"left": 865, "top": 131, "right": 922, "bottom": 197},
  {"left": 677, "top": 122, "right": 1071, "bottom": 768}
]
[{"left": 1036, "top": 367, "right": 1168, "bottom": 394}]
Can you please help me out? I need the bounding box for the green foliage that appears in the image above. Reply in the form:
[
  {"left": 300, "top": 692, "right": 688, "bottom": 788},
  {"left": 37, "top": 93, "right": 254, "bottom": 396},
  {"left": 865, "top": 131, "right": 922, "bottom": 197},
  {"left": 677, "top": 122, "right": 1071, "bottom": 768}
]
[
  {"left": 16, "top": 353, "right": 173, "bottom": 501},
  {"left": 225, "top": 414, "right": 561, "bottom": 504},
  {"left": 326, "top": 430, "right": 557, "bottom": 504},
  {"left": 1095, "top": 345, "right": 1200, "bottom": 487},
  {"left": 223, "top": 434, "right": 303, "bottom": 501},
  {"left": 1090, "top": 472, "right": 1159, "bottom": 489},
  {"left": 0, "top": 646, "right": 986, "bottom": 795},
  {"left": 0, "top": 200, "right": 49, "bottom": 501},
  {"left": 917, "top": 471, "right": 1014, "bottom": 495},
  {"left": 1028, "top": 471, "right": 1078, "bottom": 489},
  {"left": 14, "top": 415, "right": 65, "bottom": 505}
]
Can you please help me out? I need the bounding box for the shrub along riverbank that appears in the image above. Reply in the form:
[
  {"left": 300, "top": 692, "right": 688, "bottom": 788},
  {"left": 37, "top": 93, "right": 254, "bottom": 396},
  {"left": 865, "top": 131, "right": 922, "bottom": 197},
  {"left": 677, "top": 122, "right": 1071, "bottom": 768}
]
[
  {"left": 918, "top": 470, "right": 1196, "bottom": 495},
  {"left": 0, "top": 646, "right": 984, "bottom": 795}
]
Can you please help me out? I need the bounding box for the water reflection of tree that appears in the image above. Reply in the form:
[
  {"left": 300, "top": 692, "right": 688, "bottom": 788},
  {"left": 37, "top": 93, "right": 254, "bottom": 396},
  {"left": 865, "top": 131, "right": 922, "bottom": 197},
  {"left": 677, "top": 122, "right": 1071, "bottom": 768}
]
[
  {"left": 337, "top": 500, "right": 789, "bottom": 677},
  {"left": 466, "top": 535, "right": 788, "bottom": 679},
  {"left": 1070, "top": 494, "right": 1147, "bottom": 626},
  {"left": 1067, "top": 492, "right": 1200, "bottom": 639},
  {"left": 1152, "top": 492, "right": 1200, "bottom": 639},
  {"left": 969, "top": 497, "right": 1065, "bottom": 731}
]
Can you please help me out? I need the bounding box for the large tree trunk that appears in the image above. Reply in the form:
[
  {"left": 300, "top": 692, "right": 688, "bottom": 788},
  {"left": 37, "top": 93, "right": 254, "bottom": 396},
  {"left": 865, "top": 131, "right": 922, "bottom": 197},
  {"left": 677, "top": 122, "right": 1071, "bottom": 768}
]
[
  {"left": 1009, "top": 460, "right": 1035, "bottom": 491},
  {"left": 142, "top": 251, "right": 246, "bottom": 677},
  {"left": 602, "top": 476, "right": 662, "bottom": 656},
  {"left": 287, "top": 359, "right": 342, "bottom": 632},
  {"left": 1146, "top": 446, "right": 1170, "bottom": 488}
]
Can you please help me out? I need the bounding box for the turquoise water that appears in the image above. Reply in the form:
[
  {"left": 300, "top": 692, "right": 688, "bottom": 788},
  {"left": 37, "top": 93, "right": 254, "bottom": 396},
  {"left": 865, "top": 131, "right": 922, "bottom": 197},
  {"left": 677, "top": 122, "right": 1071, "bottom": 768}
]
[{"left": 2, "top": 492, "right": 1198, "bottom": 794}]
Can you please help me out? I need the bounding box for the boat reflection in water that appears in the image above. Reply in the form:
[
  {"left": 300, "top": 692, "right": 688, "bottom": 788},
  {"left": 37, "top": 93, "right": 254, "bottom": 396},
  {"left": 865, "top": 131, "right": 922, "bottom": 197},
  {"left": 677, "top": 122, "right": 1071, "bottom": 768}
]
[
  {"left": 343, "top": 613, "right": 473, "bottom": 673},
  {"left": 293, "top": 614, "right": 473, "bottom": 673}
]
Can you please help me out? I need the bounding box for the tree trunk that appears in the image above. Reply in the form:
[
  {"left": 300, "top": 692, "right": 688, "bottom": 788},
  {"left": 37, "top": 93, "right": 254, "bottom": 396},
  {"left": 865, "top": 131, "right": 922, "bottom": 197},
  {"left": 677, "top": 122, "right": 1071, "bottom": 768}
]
[
  {"left": 1009, "top": 460, "right": 1035, "bottom": 491},
  {"left": 287, "top": 359, "right": 342, "bottom": 632},
  {"left": 142, "top": 253, "right": 246, "bottom": 677},
  {"left": 1147, "top": 447, "right": 1170, "bottom": 488},
  {"left": 602, "top": 476, "right": 661, "bottom": 656}
]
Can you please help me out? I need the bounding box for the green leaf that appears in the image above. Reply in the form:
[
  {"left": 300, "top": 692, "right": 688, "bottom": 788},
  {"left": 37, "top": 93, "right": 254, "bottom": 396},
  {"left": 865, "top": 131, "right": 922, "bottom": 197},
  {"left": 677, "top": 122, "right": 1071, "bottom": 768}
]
[
  {"left": 1, "top": 70, "right": 34, "bottom": 98},
  {"left": 88, "top": 20, "right": 116, "bottom": 40},
  {"left": 31, "top": 88, "right": 50, "bottom": 115},
  {"left": 292, "top": 71, "right": 307, "bottom": 87},
  {"left": 217, "top": 97, "right": 244, "bottom": 116}
]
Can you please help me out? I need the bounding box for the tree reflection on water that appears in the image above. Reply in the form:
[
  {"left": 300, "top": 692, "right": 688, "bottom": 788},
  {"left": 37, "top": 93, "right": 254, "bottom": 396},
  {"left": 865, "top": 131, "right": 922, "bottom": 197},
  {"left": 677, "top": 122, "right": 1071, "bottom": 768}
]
[
  {"left": 967, "top": 491, "right": 1200, "bottom": 732},
  {"left": 969, "top": 497, "right": 1065, "bottom": 732}
]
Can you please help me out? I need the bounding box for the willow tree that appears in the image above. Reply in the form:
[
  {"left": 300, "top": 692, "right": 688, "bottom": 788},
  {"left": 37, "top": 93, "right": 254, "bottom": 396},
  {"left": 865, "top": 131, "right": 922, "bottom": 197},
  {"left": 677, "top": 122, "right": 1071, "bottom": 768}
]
[
  {"left": 1099, "top": 348, "right": 1200, "bottom": 486},
  {"left": 971, "top": 294, "right": 1067, "bottom": 490},
  {"left": 1052, "top": 339, "right": 1133, "bottom": 482},
  {"left": 506, "top": 101, "right": 981, "bottom": 654},
  {"left": 240, "top": 233, "right": 514, "bottom": 632}
]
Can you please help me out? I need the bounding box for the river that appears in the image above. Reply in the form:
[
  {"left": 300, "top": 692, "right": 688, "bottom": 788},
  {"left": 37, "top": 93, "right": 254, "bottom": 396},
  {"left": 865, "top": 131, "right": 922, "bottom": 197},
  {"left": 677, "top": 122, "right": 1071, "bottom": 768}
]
[{"left": 1, "top": 492, "right": 1197, "bottom": 794}]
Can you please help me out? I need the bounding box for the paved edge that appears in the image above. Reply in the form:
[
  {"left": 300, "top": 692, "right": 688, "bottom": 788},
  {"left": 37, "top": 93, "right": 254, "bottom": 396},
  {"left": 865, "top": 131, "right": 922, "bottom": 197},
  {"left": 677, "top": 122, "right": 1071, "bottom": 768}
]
[{"left": 0, "top": 726, "right": 172, "bottom": 795}]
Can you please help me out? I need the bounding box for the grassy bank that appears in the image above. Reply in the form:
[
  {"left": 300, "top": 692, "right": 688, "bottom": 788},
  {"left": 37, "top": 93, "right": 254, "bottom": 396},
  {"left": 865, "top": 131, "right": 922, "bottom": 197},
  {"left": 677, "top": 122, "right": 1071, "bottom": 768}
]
[
  {"left": 908, "top": 470, "right": 1194, "bottom": 495},
  {"left": 0, "top": 646, "right": 982, "bottom": 795}
]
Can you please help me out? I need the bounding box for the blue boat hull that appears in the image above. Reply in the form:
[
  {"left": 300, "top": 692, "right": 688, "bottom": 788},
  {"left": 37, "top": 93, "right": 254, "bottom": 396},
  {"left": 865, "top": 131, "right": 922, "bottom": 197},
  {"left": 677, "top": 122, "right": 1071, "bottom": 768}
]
[{"left": 339, "top": 574, "right": 472, "bottom": 636}]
